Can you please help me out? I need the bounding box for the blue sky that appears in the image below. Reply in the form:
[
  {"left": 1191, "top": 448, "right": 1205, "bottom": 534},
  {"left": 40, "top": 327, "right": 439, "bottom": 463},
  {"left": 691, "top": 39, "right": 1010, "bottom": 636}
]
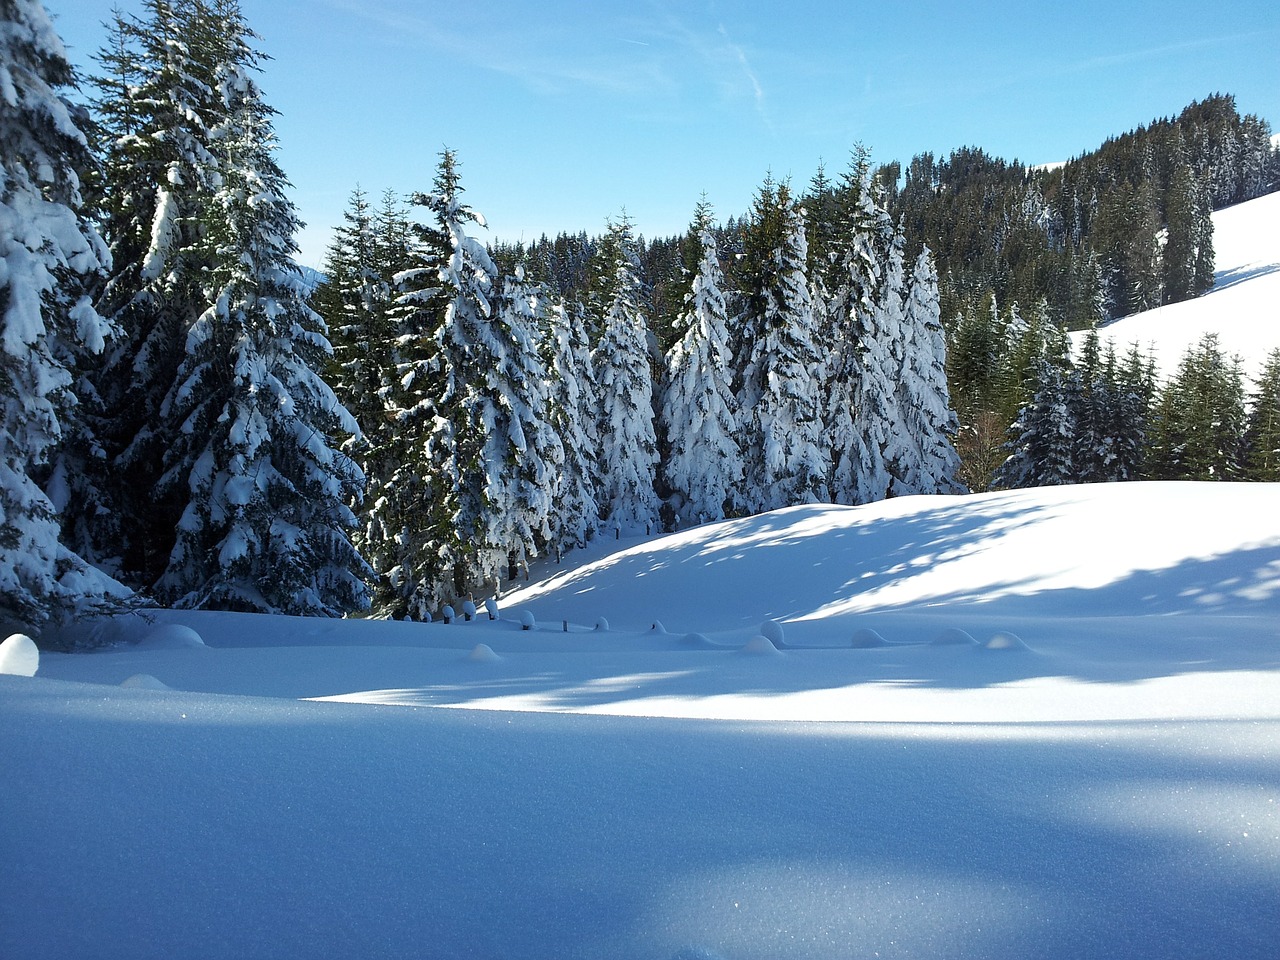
[{"left": 47, "top": 0, "right": 1280, "bottom": 267}]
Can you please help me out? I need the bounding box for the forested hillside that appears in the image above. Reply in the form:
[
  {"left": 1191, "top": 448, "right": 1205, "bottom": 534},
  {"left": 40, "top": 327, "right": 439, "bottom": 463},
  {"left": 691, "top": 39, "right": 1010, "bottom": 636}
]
[{"left": 3, "top": 0, "right": 1278, "bottom": 637}]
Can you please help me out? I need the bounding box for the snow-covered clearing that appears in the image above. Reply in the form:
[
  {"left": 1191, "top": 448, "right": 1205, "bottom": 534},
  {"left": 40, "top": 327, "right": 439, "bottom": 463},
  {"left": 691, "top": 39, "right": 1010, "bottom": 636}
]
[{"left": 4, "top": 481, "right": 1280, "bottom": 959}]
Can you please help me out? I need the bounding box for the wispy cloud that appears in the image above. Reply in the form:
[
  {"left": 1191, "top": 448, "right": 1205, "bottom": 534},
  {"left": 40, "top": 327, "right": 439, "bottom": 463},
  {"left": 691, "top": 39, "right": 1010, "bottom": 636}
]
[
  {"left": 716, "top": 23, "right": 770, "bottom": 129},
  {"left": 318, "top": 0, "right": 675, "bottom": 99}
]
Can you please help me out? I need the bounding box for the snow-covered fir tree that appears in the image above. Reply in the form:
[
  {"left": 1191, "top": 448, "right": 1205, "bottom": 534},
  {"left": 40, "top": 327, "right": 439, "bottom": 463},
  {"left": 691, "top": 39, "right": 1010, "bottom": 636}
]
[
  {"left": 592, "top": 215, "right": 661, "bottom": 533},
  {"left": 361, "top": 184, "right": 455, "bottom": 618},
  {"left": 154, "top": 4, "right": 368, "bottom": 615},
  {"left": 823, "top": 168, "right": 890, "bottom": 505},
  {"left": 315, "top": 186, "right": 398, "bottom": 441},
  {"left": 661, "top": 223, "right": 742, "bottom": 525},
  {"left": 874, "top": 225, "right": 920, "bottom": 496},
  {"left": 78, "top": 0, "right": 227, "bottom": 584},
  {"left": 488, "top": 265, "right": 563, "bottom": 582},
  {"left": 0, "top": 0, "right": 128, "bottom": 629},
  {"left": 541, "top": 298, "right": 600, "bottom": 554},
  {"left": 737, "top": 184, "right": 830, "bottom": 513},
  {"left": 894, "top": 247, "right": 964, "bottom": 494}
]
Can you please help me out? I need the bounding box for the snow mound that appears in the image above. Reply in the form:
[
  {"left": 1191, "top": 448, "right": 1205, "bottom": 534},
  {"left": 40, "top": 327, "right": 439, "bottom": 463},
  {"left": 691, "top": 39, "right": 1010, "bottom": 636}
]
[
  {"left": 518, "top": 610, "right": 536, "bottom": 631},
  {"left": 465, "top": 643, "right": 502, "bottom": 663},
  {"left": 985, "top": 631, "right": 1031, "bottom": 651},
  {"left": 0, "top": 634, "right": 39, "bottom": 677},
  {"left": 594, "top": 617, "right": 609, "bottom": 632},
  {"left": 650, "top": 620, "right": 668, "bottom": 634},
  {"left": 137, "top": 624, "right": 206, "bottom": 649},
  {"left": 678, "top": 632, "right": 716, "bottom": 648},
  {"left": 850, "top": 627, "right": 889, "bottom": 648},
  {"left": 932, "top": 627, "right": 979, "bottom": 646},
  {"left": 120, "top": 674, "right": 172, "bottom": 690},
  {"left": 760, "top": 619, "right": 786, "bottom": 647},
  {"left": 740, "top": 635, "right": 783, "bottom": 656}
]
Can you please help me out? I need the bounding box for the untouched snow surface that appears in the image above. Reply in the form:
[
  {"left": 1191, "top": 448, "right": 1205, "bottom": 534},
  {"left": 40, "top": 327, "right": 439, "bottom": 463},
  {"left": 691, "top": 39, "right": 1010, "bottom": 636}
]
[
  {"left": 4, "top": 482, "right": 1280, "bottom": 959},
  {"left": 1075, "top": 190, "right": 1280, "bottom": 382}
]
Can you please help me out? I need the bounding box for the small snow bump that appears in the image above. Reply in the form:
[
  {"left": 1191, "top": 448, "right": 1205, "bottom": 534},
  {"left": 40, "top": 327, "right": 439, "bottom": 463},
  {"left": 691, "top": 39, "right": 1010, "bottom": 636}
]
[
  {"left": 759, "top": 619, "right": 786, "bottom": 646},
  {"left": 986, "top": 631, "right": 1031, "bottom": 651},
  {"left": 137, "top": 624, "right": 206, "bottom": 650},
  {"left": 650, "top": 620, "right": 668, "bottom": 634},
  {"left": 740, "top": 635, "right": 784, "bottom": 656},
  {"left": 518, "top": 610, "right": 536, "bottom": 631},
  {"left": 594, "top": 617, "right": 610, "bottom": 632},
  {"left": 465, "top": 643, "right": 502, "bottom": 663},
  {"left": 679, "top": 632, "right": 716, "bottom": 648},
  {"left": 850, "top": 627, "right": 889, "bottom": 648},
  {"left": 0, "top": 634, "right": 39, "bottom": 677}
]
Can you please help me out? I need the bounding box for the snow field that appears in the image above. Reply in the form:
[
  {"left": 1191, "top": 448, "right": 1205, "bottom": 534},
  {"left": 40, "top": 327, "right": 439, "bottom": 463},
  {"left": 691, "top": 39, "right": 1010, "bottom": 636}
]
[{"left": 5, "top": 481, "right": 1280, "bottom": 958}]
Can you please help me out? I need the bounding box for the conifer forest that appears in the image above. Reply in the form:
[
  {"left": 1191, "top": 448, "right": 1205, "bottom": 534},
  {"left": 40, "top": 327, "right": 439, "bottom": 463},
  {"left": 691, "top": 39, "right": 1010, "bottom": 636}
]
[{"left": 4, "top": 0, "right": 1280, "bottom": 634}]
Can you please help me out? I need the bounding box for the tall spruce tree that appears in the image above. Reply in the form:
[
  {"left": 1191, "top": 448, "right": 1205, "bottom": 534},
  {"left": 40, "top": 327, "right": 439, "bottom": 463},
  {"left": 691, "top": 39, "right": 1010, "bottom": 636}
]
[
  {"left": 661, "top": 222, "right": 742, "bottom": 525},
  {"left": 82, "top": 0, "right": 226, "bottom": 585},
  {"left": 489, "top": 265, "right": 563, "bottom": 582},
  {"left": 592, "top": 214, "right": 661, "bottom": 532},
  {"left": 737, "top": 183, "right": 829, "bottom": 512},
  {"left": 1244, "top": 348, "right": 1280, "bottom": 481},
  {"left": 541, "top": 298, "right": 600, "bottom": 553},
  {"left": 824, "top": 166, "right": 890, "bottom": 505},
  {"left": 154, "top": 2, "right": 368, "bottom": 614},
  {"left": 896, "top": 247, "right": 964, "bottom": 494},
  {"left": 1, "top": 0, "right": 127, "bottom": 629}
]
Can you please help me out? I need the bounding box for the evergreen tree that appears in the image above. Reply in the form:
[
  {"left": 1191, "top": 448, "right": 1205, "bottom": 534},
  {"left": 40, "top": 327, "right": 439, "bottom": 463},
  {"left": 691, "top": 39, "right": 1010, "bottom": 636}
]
[
  {"left": 737, "top": 184, "right": 829, "bottom": 512},
  {"left": 994, "top": 357, "right": 1076, "bottom": 489},
  {"left": 1069, "top": 325, "right": 1114, "bottom": 482},
  {"left": 489, "top": 265, "right": 563, "bottom": 581},
  {"left": 541, "top": 298, "right": 600, "bottom": 554},
  {"left": 1243, "top": 348, "right": 1280, "bottom": 481},
  {"left": 81, "top": 0, "right": 227, "bottom": 585},
  {"left": 416, "top": 149, "right": 511, "bottom": 594},
  {"left": 661, "top": 223, "right": 743, "bottom": 525},
  {"left": 896, "top": 247, "right": 964, "bottom": 494},
  {"left": 1147, "top": 333, "right": 1246, "bottom": 480},
  {"left": 1, "top": 0, "right": 126, "bottom": 629},
  {"left": 154, "top": 2, "right": 368, "bottom": 614},
  {"left": 592, "top": 214, "right": 661, "bottom": 532},
  {"left": 825, "top": 167, "right": 890, "bottom": 505},
  {"left": 363, "top": 207, "right": 449, "bottom": 618},
  {"left": 314, "top": 186, "right": 397, "bottom": 440}
]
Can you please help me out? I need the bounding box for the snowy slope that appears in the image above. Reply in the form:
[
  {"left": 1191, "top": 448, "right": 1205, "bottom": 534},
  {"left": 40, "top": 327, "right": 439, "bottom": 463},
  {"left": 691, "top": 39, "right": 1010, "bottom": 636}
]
[
  {"left": 4, "top": 482, "right": 1280, "bottom": 959},
  {"left": 1077, "top": 190, "right": 1280, "bottom": 382}
]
